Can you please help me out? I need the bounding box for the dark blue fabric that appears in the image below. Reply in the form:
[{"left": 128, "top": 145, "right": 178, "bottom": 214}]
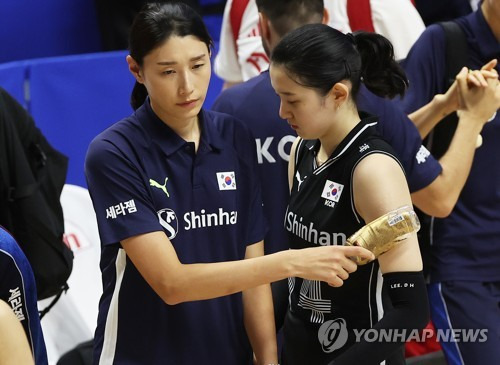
[
  {"left": 0, "top": 226, "right": 48, "bottom": 365},
  {"left": 86, "top": 102, "right": 266, "bottom": 364},
  {"left": 401, "top": 9, "right": 500, "bottom": 282},
  {"left": 0, "top": 0, "right": 101, "bottom": 63},
  {"left": 428, "top": 281, "right": 500, "bottom": 365}
]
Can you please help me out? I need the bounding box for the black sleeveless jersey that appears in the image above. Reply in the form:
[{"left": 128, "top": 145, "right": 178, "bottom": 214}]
[{"left": 283, "top": 115, "right": 405, "bottom": 364}]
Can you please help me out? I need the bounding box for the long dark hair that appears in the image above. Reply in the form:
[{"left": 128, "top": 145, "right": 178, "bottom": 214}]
[
  {"left": 271, "top": 23, "right": 408, "bottom": 100},
  {"left": 128, "top": 1, "right": 213, "bottom": 110}
]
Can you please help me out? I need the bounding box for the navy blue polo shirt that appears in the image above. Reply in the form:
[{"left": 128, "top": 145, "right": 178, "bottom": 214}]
[
  {"left": 0, "top": 226, "right": 48, "bottom": 365},
  {"left": 212, "top": 71, "right": 441, "bottom": 255},
  {"left": 85, "top": 99, "right": 267, "bottom": 364},
  {"left": 401, "top": 8, "right": 500, "bottom": 282}
]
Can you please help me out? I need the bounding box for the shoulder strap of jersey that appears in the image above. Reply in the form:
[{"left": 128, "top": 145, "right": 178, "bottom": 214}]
[{"left": 293, "top": 137, "right": 306, "bottom": 172}]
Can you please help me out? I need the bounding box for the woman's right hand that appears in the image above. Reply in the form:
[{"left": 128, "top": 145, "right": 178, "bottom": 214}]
[{"left": 289, "top": 246, "right": 374, "bottom": 287}]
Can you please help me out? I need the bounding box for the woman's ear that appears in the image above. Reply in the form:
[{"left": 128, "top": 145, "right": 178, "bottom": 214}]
[
  {"left": 322, "top": 7, "right": 330, "bottom": 25},
  {"left": 126, "top": 55, "right": 143, "bottom": 83},
  {"left": 329, "top": 82, "right": 350, "bottom": 107}
]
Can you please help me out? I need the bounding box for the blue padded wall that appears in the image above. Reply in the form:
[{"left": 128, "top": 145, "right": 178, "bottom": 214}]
[
  {"left": 0, "top": 0, "right": 101, "bottom": 63},
  {"left": 0, "top": 61, "right": 28, "bottom": 106},
  {"left": 29, "top": 51, "right": 135, "bottom": 187}
]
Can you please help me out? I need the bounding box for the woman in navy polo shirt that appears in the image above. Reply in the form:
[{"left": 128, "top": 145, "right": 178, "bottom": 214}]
[{"left": 85, "top": 2, "right": 374, "bottom": 364}]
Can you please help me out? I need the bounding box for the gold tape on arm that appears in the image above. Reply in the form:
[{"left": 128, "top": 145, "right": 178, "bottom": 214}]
[{"left": 346, "top": 206, "right": 421, "bottom": 265}]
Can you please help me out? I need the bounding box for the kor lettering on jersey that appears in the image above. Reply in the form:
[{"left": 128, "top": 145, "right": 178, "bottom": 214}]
[
  {"left": 285, "top": 211, "right": 346, "bottom": 246},
  {"left": 184, "top": 208, "right": 237, "bottom": 230},
  {"left": 255, "top": 135, "right": 296, "bottom": 164}
]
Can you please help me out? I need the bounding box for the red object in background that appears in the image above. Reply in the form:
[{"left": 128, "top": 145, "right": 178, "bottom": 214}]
[
  {"left": 346, "top": 0, "right": 375, "bottom": 32},
  {"left": 405, "top": 321, "right": 442, "bottom": 357}
]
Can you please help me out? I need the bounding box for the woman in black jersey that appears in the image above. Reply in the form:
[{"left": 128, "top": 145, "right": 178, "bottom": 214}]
[{"left": 270, "top": 24, "right": 429, "bottom": 365}]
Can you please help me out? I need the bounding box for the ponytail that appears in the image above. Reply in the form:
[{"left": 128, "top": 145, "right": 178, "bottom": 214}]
[
  {"left": 271, "top": 24, "right": 408, "bottom": 101},
  {"left": 352, "top": 32, "right": 408, "bottom": 99},
  {"left": 131, "top": 82, "right": 148, "bottom": 111}
]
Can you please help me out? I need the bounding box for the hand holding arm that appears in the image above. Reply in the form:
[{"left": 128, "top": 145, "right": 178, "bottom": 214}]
[{"left": 121, "top": 232, "right": 374, "bottom": 305}]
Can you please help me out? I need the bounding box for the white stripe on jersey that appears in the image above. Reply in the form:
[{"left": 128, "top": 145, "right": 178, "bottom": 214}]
[
  {"left": 314, "top": 122, "right": 378, "bottom": 175},
  {"left": 376, "top": 269, "right": 384, "bottom": 322},
  {"left": 99, "top": 249, "right": 127, "bottom": 365},
  {"left": 376, "top": 269, "right": 385, "bottom": 365},
  {"left": 295, "top": 138, "right": 305, "bottom": 167},
  {"left": 368, "top": 263, "right": 375, "bottom": 327}
]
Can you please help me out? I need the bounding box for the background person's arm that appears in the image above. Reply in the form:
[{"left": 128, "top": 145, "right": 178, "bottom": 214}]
[
  {"left": 409, "top": 60, "right": 498, "bottom": 138},
  {"left": 411, "top": 69, "right": 500, "bottom": 217}
]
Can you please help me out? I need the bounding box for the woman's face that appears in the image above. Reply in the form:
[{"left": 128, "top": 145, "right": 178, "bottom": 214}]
[
  {"left": 139, "top": 35, "right": 211, "bottom": 123},
  {"left": 270, "top": 63, "right": 336, "bottom": 140}
]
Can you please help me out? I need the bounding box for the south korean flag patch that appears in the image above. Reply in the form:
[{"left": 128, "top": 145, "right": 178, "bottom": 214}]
[
  {"left": 321, "top": 180, "right": 344, "bottom": 202},
  {"left": 217, "top": 171, "right": 237, "bottom": 190}
]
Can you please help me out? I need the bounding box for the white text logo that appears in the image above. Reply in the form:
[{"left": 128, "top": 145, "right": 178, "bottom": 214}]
[
  {"left": 106, "top": 199, "right": 137, "bottom": 219},
  {"left": 255, "top": 135, "right": 295, "bottom": 164},
  {"left": 184, "top": 208, "right": 237, "bottom": 230},
  {"left": 416, "top": 145, "right": 431, "bottom": 164},
  {"left": 285, "top": 211, "right": 346, "bottom": 246}
]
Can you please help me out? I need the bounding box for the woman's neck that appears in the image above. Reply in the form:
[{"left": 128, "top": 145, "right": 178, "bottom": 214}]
[
  {"left": 150, "top": 100, "right": 201, "bottom": 151},
  {"left": 170, "top": 117, "right": 200, "bottom": 152},
  {"left": 316, "top": 107, "right": 360, "bottom": 164}
]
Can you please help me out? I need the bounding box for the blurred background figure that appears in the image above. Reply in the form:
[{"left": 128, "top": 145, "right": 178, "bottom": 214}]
[
  {"left": 94, "top": 0, "right": 203, "bottom": 51},
  {"left": 214, "top": 0, "right": 425, "bottom": 89},
  {"left": 401, "top": 0, "right": 500, "bottom": 363},
  {"left": 414, "top": 0, "right": 481, "bottom": 25}
]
